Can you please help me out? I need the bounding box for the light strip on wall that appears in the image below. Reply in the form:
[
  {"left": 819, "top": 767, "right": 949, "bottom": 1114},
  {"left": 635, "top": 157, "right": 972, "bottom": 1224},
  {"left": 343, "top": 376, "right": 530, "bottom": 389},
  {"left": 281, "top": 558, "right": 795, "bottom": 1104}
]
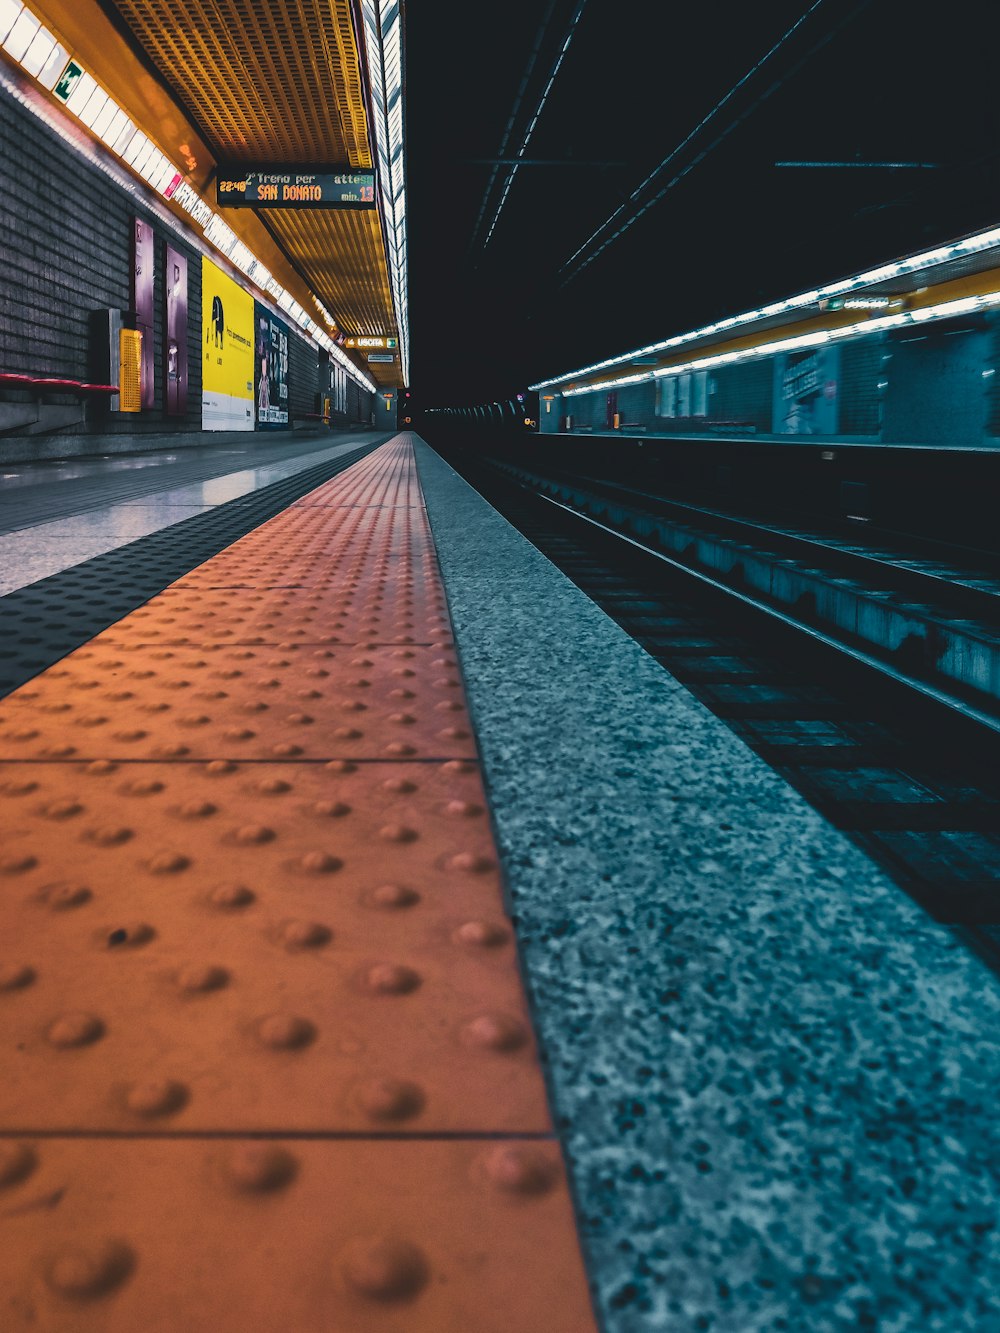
[
  {"left": 530, "top": 223, "right": 1000, "bottom": 392},
  {"left": 360, "top": 0, "right": 409, "bottom": 385},
  {"left": 558, "top": 291, "right": 1000, "bottom": 396},
  {"left": 0, "top": 0, "right": 377, "bottom": 395}
]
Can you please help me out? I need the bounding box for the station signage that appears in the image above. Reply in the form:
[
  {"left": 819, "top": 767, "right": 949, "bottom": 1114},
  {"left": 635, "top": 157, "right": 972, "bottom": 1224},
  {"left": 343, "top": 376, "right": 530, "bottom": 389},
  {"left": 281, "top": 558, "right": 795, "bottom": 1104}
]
[
  {"left": 820, "top": 295, "right": 907, "bottom": 312},
  {"left": 217, "top": 167, "right": 376, "bottom": 209},
  {"left": 343, "top": 336, "right": 398, "bottom": 349},
  {"left": 367, "top": 352, "right": 396, "bottom": 363}
]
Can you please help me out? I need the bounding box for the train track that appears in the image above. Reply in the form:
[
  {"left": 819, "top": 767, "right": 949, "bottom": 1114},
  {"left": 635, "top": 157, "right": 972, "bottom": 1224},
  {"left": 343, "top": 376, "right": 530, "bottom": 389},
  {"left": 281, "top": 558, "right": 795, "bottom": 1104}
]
[{"left": 435, "top": 445, "right": 1000, "bottom": 977}]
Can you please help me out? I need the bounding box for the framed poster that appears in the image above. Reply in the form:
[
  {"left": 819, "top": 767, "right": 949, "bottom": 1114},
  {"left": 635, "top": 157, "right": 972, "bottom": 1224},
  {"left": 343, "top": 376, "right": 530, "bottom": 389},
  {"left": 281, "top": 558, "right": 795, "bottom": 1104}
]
[
  {"left": 254, "top": 303, "right": 290, "bottom": 429},
  {"left": 202, "top": 257, "right": 254, "bottom": 431}
]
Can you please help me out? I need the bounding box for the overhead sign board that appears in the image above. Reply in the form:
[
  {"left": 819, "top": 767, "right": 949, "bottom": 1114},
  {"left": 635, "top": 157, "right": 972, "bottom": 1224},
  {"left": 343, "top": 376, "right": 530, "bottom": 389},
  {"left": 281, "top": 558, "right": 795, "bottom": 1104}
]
[
  {"left": 367, "top": 352, "right": 396, "bottom": 363},
  {"left": 217, "top": 167, "right": 376, "bottom": 209},
  {"left": 344, "top": 336, "right": 398, "bottom": 349}
]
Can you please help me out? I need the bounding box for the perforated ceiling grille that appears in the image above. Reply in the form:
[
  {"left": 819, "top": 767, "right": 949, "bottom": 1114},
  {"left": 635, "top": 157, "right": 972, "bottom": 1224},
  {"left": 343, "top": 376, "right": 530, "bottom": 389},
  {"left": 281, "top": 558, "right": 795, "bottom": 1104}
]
[
  {"left": 107, "top": 0, "right": 371, "bottom": 163},
  {"left": 271, "top": 208, "right": 395, "bottom": 339}
]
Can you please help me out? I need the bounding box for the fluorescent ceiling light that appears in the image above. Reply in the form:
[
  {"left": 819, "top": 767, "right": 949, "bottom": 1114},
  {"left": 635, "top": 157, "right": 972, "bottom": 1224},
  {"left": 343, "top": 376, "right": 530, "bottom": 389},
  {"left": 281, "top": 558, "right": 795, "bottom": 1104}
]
[{"left": 559, "top": 291, "right": 1000, "bottom": 396}]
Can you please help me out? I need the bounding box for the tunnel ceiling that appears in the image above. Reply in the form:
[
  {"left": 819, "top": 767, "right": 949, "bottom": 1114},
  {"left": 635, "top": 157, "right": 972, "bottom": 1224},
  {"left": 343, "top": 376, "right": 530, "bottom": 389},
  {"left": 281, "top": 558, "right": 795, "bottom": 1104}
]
[
  {"left": 404, "top": 0, "right": 1000, "bottom": 403},
  {"left": 96, "top": 0, "right": 399, "bottom": 387}
]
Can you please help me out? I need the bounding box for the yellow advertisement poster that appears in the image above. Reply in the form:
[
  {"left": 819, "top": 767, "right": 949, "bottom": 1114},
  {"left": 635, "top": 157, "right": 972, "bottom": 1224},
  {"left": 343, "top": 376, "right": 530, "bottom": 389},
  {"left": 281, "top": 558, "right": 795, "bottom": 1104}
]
[{"left": 202, "top": 257, "right": 255, "bottom": 431}]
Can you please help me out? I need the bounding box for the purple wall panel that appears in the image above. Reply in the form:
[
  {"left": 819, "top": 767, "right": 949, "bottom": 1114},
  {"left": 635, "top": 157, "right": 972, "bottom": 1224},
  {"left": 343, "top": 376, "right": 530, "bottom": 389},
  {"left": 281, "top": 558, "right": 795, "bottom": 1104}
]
[{"left": 164, "top": 244, "right": 188, "bottom": 416}]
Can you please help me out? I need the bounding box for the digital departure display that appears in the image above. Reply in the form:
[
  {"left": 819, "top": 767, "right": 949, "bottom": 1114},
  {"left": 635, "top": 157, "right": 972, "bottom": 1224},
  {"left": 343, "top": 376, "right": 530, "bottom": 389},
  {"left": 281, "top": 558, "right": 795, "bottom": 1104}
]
[{"left": 217, "top": 168, "right": 376, "bottom": 209}]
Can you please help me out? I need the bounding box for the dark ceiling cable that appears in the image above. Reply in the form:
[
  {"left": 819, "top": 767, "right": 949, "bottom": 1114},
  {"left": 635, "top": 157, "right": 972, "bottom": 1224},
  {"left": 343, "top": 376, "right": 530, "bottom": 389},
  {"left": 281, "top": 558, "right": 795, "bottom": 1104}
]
[
  {"left": 480, "top": 0, "right": 592, "bottom": 252},
  {"left": 556, "top": 0, "right": 873, "bottom": 289},
  {"left": 467, "top": 0, "right": 560, "bottom": 252}
]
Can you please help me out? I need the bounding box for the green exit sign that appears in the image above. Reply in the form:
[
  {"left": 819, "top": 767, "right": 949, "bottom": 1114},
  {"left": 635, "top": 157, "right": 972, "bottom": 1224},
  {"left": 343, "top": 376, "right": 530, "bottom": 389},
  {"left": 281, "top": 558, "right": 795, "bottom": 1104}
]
[{"left": 53, "top": 61, "right": 84, "bottom": 102}]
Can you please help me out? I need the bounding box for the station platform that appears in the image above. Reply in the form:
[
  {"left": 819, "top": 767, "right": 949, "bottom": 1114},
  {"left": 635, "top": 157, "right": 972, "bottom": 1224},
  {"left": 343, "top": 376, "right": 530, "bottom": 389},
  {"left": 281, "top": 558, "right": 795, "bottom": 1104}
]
[{"left": 1, "top": 433, "right": 998, "bottom": 1332}]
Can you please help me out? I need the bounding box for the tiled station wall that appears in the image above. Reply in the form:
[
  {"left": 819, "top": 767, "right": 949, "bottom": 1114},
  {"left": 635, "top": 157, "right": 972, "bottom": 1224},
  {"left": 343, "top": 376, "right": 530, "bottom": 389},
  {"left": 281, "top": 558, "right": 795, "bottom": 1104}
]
[
  {"left": 0, "top": 81, "right": 373, "bottom": 434},
  {"left": 711, "top": 359, "right": 773, "bottom": 432},
  {"left": 288, "top": 328, "right": 321, "bottom": 422}
]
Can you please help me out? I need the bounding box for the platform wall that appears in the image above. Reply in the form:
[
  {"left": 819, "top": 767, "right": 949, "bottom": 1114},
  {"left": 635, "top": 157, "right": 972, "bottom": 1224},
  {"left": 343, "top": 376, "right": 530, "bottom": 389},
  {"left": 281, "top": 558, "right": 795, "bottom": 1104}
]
[
  {"left": 0, "top": 81, "right": 201, "bottom": 435},
  {"left": 0, "top": 80, "right": 373, "bottom": 440}
]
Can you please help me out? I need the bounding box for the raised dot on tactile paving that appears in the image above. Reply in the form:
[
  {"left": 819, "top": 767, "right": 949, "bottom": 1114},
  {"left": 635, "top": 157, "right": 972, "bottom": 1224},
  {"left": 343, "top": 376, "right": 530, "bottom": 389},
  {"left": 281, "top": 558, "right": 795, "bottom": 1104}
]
[
  {"left": 0, "top": 1142, "right": 36, "bottom": 1188},
  {"left": 367, "top": 884, "right": 419, "bottom": 910},
  {"left": 47, "top": 1012, "right": 104, "bottom": 1048},
  {"left": 379, "top": 823, "right": 417, "bottom": 844},
  {"left": 234, "top": 824, "right": 275, "bottom": 845},
  {"left": 125, "top": 1078, "right": 188, "bottom": 1118},
  {"left": 224, "top": 1144, "right": 298, "bottom": 1192},
  {"left": 460, "top": 1014, "right": 527, "bottom": 1052},
  {"left": 482, "top": 1145, "right": 557, "bottom": 1195},
  {"left": 86, "top": 825, "right": 133, "bottom": 848},
  {"left": 357, "top": 1077, "right": 425, "bottom": 1123},
  {"left": 447, "top": 852, "right": 493, "bottom": 873},
  {"left": 45, "top": 1240, "right": 135, "bottom": 1300},
  {"left": 282, "top": 920, "right": 331, "bottom": 949},
  {"left": 177, "top": 963, "right": 228, "bottom": 993},
  {"left": 40, "top": 882, "right": 91, "bottom": 910},
  {"left": 155, "top": 742, "right": 191, "bottom": 758},
  {"left": 453, "top": 920, "right": 509, "bottom": 948},
  {"left": 180, "top": 799, "right": 216, "bottom": 818},
  {"left": 363, "top": 963, "right": 421, "bottom": 995},
  {"left": 300, "top": 851, "right": 341, "bottom": 874},
  {"left": 206, "top": 760, "right": 237, "bottom": 776},
  {"left": 41, "top": 799, "right": 82, "bottom": 819},
  {"left": 339, "top": 1236, "right": 428, "bottom": 1302},
  {"left": 149, "top": 851, "right": 190, "bottom": 874},
  {"left": 256, "top": 1014, "right": 316, "bottom": 1049},
  {"left": 1, "top": 854, "right": 37, "bottom": 874},
  {"left": 0, "top": 963, "right": 35, "bottom": 990},
  {"left": 257, "top": 777, "right": 291, "bottom": 795},
  {"left": 210, "top": 882, "right": 254, "bottom": 909},
  {"left": 272, "top": 741, "right": 303, "bottom": 756},
  {"left": 311, "top": 799, "right": 350, "bottom": 818},
  {"left": 106, "top": 921, "right": 154, "bottom": 949},
  {"left": 444, "top": 800, "right": 482, "bottom": 818}
]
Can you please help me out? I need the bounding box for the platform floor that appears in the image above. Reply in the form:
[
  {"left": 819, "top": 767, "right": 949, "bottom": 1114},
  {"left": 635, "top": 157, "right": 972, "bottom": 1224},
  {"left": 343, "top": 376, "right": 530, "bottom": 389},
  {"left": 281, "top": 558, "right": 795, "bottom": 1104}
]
[
  {"left": 1, "top": 432, "right": 998, "bottom": 1331},
  {"left": 0, "top": 436, "right": 595, "bottom": 1331},
  {"left": 0, "top": 429, "right": 391, "bottom": 594}
]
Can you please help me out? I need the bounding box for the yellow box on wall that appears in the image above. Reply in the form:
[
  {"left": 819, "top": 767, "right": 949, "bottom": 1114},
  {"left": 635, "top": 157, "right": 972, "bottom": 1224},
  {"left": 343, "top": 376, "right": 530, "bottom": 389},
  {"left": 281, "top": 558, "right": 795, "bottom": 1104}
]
[{"left": 119, "top": 328, "right": 142, "bottom": 413}]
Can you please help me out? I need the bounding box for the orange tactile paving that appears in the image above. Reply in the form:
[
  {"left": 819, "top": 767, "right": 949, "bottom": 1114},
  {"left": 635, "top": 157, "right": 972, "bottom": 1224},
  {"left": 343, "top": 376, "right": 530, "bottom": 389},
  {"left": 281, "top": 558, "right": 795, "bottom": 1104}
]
[
  {"left": 0, "top": 437, "right": 597, "bottom": 1331},
  {"left": 0, "top": 645, "right": 478, "bottom": 760},
  {"left": 0, "top": 759, "right": 546, "bottom": 1133},
  {"left": 0, "top": 1140, "right": 596, "bottom": 1333}
]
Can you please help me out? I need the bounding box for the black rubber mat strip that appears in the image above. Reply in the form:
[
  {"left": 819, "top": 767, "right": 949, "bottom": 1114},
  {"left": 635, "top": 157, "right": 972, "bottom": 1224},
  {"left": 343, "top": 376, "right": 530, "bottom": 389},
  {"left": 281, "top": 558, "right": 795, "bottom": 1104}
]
[{"left": 0, "top": 442, "right": 381, "bottom": 698}]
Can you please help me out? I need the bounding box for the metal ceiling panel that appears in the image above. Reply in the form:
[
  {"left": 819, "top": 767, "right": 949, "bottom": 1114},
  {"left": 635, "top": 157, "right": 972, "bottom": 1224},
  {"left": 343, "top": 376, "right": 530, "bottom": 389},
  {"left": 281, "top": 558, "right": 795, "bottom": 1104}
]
[{"left": 105, "top": 0, "right": 370, "bottom": 164}]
